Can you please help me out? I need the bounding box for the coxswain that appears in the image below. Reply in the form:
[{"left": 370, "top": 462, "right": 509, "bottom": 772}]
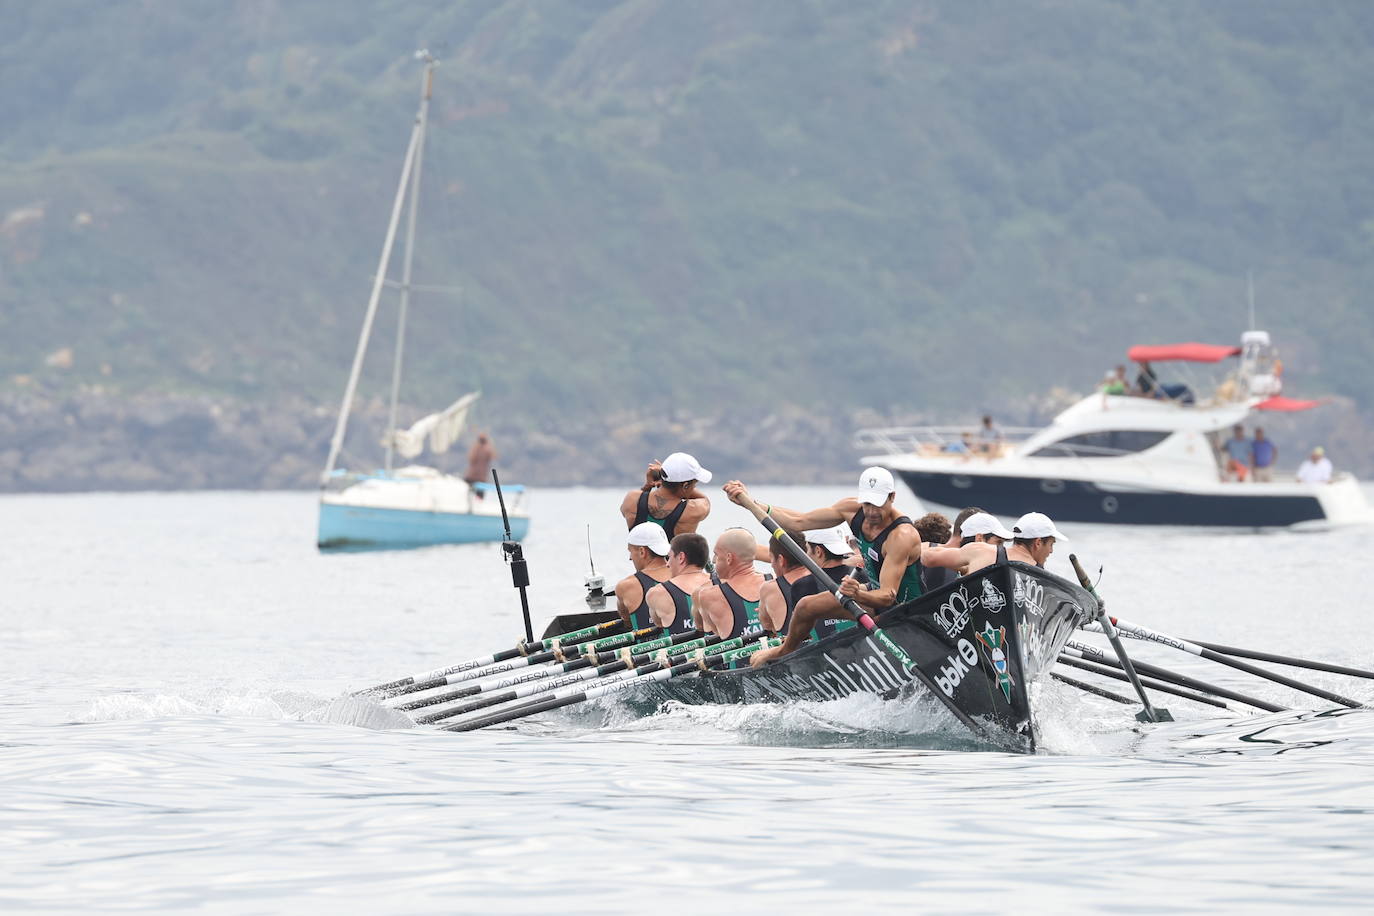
[
  {"left": 619, "top": 452, "right": 712, "bottom": 539},
  {"left": 1006, "top": 512, "right": 1067, "bottom": 567},
  {"left": 787, "top": 526, "right": 870, "bottom": 641},
  {"left": 645, "top": 533, "right": 712, "bottom": 635},
  {"left": 756, "top": 527, "right": 809, "bottom": 635},
  {"left": 724, "top": 468, "right": 924, "bottom": 665},
  {"left": 694, "top": 528, "right": 769, "bottom": 639},
  {"left": 919, "top": 512, "right": 1013, "bottom": 579},
  {"left": 613, "top": 523, "right": 672, "bottom": 630}
]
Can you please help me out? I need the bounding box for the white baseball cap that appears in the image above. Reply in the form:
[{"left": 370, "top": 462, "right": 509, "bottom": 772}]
[
  {"left": 627, "top": 522, "right": 671, "bottom": 556},
  {"left": 1011, "top": 512, "right": 1068, "bottom": 542},
  {"left": 661, "top": 452, "right": 712, "bottom": 484},
  {"left": 960, "top": 512, "right": 1013, "bottom": 540},
  {"left": 856, "top": 466, "right": 896, "bottom": 506},
  {"left": 804, "top": 525, "right": 853, "bottom": 557}
]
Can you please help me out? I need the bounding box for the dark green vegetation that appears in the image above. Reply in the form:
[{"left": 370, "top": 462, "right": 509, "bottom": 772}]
[{"left": 2, "top": 1, "right": 1372, "bottom": 476}]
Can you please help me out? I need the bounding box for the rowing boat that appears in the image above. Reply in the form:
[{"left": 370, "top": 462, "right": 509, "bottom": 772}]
[{"left": 548, "top": 559, "right": 1093, "bottom": 752}]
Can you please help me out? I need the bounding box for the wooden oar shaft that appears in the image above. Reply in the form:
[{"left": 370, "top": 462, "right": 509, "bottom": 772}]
[
  {"left": 1065, "top": 641, "right": 1285, "bottom": 713},
  {"left": 1103, "top": 617, "right": 1361, "bottom": 709}
]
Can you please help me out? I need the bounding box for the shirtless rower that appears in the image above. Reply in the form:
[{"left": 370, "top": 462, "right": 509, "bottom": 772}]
[
  {"left": 1005, "top": 512, "right": 1067, "bottom": 568},
  {"left": 723, "top": 468, "right": 924, "bottom": 665},
  {"left": 613, "top": 522, "right": 673, "bottom": 629},
  {"left": 619, "top": 452, "right": 712, "bottom": 539},
  {"left": 694, "top": 528, "right": 770, "bottom": 639},
  {"left": 919, "top": 506, "right": 982, "bottom": 593},
  {"left": 644, "top": 533, "right": 712, "bottom": 635},
  {"left": 920, "top": 512, "right": 1013, "bottom": 579},
  {"left": 756, "top": 527, "right": 809, "bottom": 635}
]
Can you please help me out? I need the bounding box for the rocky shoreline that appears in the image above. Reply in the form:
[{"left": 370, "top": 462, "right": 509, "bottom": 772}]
[{"left": 1, "top": 387, "right": 1369, "bottom": 493}]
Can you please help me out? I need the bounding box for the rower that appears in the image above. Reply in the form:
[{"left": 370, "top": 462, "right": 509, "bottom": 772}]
[
  {"left": 756, "top": 526, "right": 809, "bottom": 635},
  {"left": 613, "top": 522, "right": 672, "bottom": 630},
  {"left": 645, "top": 532, "right": 712, "bottom": 635},
  {"left": 723, "top": 468, "right": 924, "bottom": 665},
  {"left": 788, "top": 525, "right": 870, "bottom": 640},
  {"left": 920, "top": 512, "right": 1013, "bottom": 579},
  {"left": 1006, "top": 512, "right": 1067, "bottom": 567},
  {"left": 920, "top": 506, "right": 982, "bottom": 593},
  {"left": 619, "top": 452, "right": 712, "bottom": 539},
  {"left": 694, "top": 528, "right": 769, "bottom": 639}
]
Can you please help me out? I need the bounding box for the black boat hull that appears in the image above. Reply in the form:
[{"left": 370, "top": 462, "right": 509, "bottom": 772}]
[
  {"left": 896, "top": 468, "right": 1325, "bottom": 527},
  {"left": 634, "top": 560, "right": 1092, "bottom": 752}
]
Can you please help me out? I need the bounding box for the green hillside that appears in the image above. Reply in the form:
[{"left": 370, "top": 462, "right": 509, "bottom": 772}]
[{"left": 3, "top": 0, "right": 1373, "bottom": 435}]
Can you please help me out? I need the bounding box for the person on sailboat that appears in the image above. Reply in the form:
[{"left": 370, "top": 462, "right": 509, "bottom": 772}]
[
  {"left": 614, "top": 523, "right": 673, "bottom": 630},
  {"left": 464, "top": 432, "right": 497, "bottom": 497},
  {"left": 724, "top": 468, "right": 924, "bottom": 667},
  {"left": 619, "top": 452, "right": 712, "bottom": 538},
  {"left": 694, "top": 528, "right": 770, "bottom": 639},
  {"left": 645, "top": 533, "right": 712, "bottom": 635}
]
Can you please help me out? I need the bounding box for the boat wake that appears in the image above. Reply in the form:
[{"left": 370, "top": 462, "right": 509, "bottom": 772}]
[{"left": 78, "top": 688, "right": 415, "bottom": 731}]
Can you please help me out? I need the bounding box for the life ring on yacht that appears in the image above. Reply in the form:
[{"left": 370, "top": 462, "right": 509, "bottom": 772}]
[
  {"left": 1040, "top": 478, "right": 1065, "bottom": 494},
  {"left": 951, "top": 475, "right": 973, "bottom": 489},
  {"left": 1102, "top": 495, "right": 1119, "bottom": 514}
]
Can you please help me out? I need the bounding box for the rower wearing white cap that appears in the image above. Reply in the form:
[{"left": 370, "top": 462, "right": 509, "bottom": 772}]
[
  {"left": 919, "top": 512, "right": 1013, "bottom": 579},
  {"left": 614, "top": 522, "right": 673, "bottom": 630},
  {"left": 619, "top": 452, "right": 713, "bottom": 539},
  {"left": 788, "top": 526, "right": 870, "bottom": 640},
  {"left": 1007, "top": 512, "right": 1067, "bottom": 567},
  {"left": 723, "top": 468, "right": 924, "bottom": 664}
]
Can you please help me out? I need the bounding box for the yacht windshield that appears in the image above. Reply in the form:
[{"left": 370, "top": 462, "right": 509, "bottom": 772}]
[{"left": 1029, "top": 430, "right": 1169, "bottom": 458}]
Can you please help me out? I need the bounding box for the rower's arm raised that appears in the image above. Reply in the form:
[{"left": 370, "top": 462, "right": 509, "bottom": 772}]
[{"left": 723, "top": 480, "right": 851, "bottom": 530}]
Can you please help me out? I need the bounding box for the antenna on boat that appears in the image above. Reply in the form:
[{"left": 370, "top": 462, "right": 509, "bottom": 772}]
[
  {"left": 583, "top": 525, "right": 608, "bottom": 611},
  {"left": 1247, "top": 270, "right": 1257, "bottom": 331},
  {"left": 492, "top": 468, "right": 534, "bottom": 644}
]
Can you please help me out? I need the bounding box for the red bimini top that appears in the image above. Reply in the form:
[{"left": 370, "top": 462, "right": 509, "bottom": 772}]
[
  {"left": 1127, "top": 343, "right": 1243, "bottom": 363},
  {"left": 1255, "top": 396, "right": 1324, "bottom": 413}
]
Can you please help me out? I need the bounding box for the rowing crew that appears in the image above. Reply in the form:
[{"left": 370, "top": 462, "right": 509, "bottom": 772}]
[{"left": 616, "top": 463, "right": 1068, "bottom": 668}]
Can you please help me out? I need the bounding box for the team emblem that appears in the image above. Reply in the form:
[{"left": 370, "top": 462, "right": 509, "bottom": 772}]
[
  {"left": 980, "top": 579, "right": 1006, "bottom": 613},
  {"left": 975, "top": 623, "right": 1015, "bottom": 702}
]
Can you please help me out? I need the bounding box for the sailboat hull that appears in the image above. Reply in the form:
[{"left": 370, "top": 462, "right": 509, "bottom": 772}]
[
  {"left": 318, "top": 468, "right": 529, "bottom": 550},
  {"left": 318, "top": 502, "right": 528, "bottom": 549}
]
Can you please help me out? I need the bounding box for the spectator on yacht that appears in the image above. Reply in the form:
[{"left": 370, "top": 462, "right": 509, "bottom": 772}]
[
  {"left": 1101, "top": 365, "right": 1128, "bottom": 396},
  {"left": 978, "top": 415, "right": 1002, "bottom": 455},
  {"left": 1135, "top": 361, "right": 1161, "bottom": 398},
  {"left": 1223, "top": 425, "right": 1251, "bottom": 482},
  {"left": 1296, "top": 446, "right": 1333, "bottom": 484},
  {"left": 1250, "top": 428, "right": 1278, "bottom": 483}
]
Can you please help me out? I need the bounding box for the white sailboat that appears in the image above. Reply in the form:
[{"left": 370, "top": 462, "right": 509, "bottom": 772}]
[{"left": 318, "top": 52, "right": 529, "bottom": 550}]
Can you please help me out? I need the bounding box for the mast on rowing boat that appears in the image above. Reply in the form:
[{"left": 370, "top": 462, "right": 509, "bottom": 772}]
[{"left": 321, "top": 50, "right": 438, "bottom": 485}]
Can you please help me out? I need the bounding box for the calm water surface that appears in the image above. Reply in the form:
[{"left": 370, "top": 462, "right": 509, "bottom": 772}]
[{"left": 3, "top": 487, "right": 1373, "bottom": 912}]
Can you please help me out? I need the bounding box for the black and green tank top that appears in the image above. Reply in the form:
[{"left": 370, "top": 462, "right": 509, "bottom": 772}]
[
  {"left": 848, "top": 509, "right": 924, "bottom": 607},
  {"left": 634, "top": 490, "right": 688, "bottom": 539}
]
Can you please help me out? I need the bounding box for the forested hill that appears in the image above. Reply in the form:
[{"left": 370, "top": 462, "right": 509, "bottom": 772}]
[{"left": 2, "top": 1, "right": 1373, "bottom": 486}]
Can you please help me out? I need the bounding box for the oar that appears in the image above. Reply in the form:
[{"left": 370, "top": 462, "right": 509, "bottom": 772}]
[
  {"left": 384, "top": 625, "right": 663, "bottom": 700},
  {"left": 394, "top": 626, "right": 713, "bottom": 713},
  {"left": 1057, "top": 653, "right": 1232, "bottom": 710},
  {"left": 355, "top": 618, "right": 625, "bottom": 697},
  {"left": 1065, "top": 640, "right": 1285, "bottom": 713},
  {"left": 443, "top": 638, "right": 778, "bottom": 733},
  {"left": 1181, "top": 639, "right": 1374, "bottom": 682},
  {"left": 735, "top": 498, "right": 989, "bottom": 739},
  {"left": 1052, "top": 672, "right": 1134, "bottom": 705},
  {"left": 1092, "top": 617, "right": 1362, "bottom": 709},
  {"left": 1068, "top": 554, "right": 1173, "bottom": 724},
  {"left": 417, "top": 629, "right": 763, "bottom": 725}
]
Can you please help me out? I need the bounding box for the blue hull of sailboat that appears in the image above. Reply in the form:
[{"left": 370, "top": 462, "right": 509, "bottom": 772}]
[{"left": 318, "top": 503, "right": 530, "bottom": 550}]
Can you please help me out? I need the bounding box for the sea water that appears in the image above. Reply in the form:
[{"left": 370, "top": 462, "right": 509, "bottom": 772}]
[{"left": 2, "top": 487, "right": 1373, "bottom": 912}]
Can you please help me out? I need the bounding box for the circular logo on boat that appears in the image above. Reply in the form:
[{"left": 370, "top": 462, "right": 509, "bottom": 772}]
[{"left": 1102, "top": 495, "right": 1119, "bottom": 514}]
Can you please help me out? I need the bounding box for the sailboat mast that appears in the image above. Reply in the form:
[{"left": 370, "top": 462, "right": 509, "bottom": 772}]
[
  {"left": 384, "top": 53, "right": 436, "bottom": 473},
  {"left": 320, "top": 54, "right": 430, "bottom": 485}
]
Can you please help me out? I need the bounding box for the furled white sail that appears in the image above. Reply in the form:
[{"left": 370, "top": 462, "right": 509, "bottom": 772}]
[{"left": 381, "top": 392, "right": 480, "bottom": 458}]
